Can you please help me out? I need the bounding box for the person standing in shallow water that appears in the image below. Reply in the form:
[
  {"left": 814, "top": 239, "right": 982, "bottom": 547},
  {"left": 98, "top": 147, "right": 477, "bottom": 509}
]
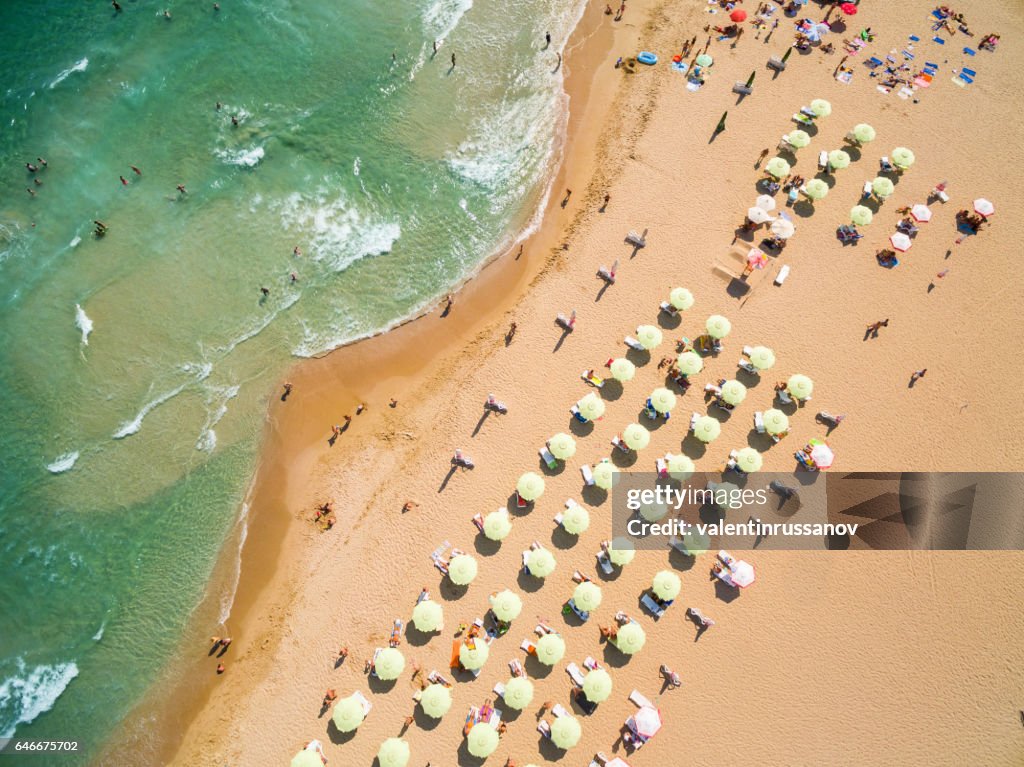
[{"left": 451, "top": 52, "right": 456, "bottom": 68}]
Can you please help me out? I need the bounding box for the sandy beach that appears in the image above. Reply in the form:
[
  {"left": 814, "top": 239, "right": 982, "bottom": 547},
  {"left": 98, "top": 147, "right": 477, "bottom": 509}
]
[{"left": 123, "top": 0, "right": 1024, "bottom": 764}]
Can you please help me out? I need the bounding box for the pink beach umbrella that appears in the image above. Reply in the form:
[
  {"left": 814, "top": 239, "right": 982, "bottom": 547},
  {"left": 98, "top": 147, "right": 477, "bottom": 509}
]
[
  {"left": 633, "top": 706, "right": 663, "bottom": 739},
  {"left": 729, "top": 560, "right": 756, "bottom": 587},
  {"left": 810, "top": 442, "right": 835, "bottom": 470},
  {"left": 889, "top": 232, "right": 913, "bottom": 252},
  {"left": 910, "top": 204, "right": 932, "bottom": 223},
  {"left": 974, "top": 198, "right": 994, "bottom": 217},
  {"left": 606, "top": 760, "right": 632, "bottom": 767}
]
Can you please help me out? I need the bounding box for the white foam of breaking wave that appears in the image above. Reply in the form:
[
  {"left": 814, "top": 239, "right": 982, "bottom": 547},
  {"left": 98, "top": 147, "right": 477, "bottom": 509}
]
[
  {"left": 46, "top": 452, "right": 79, "bottom": 474},
  {"left": 274, "top": 190, "right": 400, "bottom": 274},
  {"left": 459, "top": 199, "right": 478, "bottom": 222},
  {"left": 93, "top": 620, "right": 106, "bottom": 642},
  {"left": 112, "top": 362, "right": 212, "bottom": 439},
  {"left": 212, "top": 291, "right": 300, "bottom": 358},
  {"left": 422, "top": 0, "right": 473, "bottom": 40},
  {"left": 69, "top": 235, "right": 81, "bottom": 248},
  {"left": 0, "top": 659, "right": 79, "bottom": 738},
  {"left": 217, "top": 500, "right": 251, "bottom": 625},
  {"left": 75, "top": 304, "right": 93, "bottom": 345},
  {"left": 215, "top": 145, "right": 265, "bottom": 167},
  {"left": 195, "top": 384, "right": 240, "bottom": 452},
  {"left": 353, "top": 157, "right": 361, "bottom": 176},
  {"left": 48, "top": 58, "right": 88, "bottom": 89}
]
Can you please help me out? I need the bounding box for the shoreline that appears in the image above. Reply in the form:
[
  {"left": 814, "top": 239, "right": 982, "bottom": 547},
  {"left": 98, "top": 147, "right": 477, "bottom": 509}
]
[{"left": 98, "top": 2, "right": 652, "bottom": 764}]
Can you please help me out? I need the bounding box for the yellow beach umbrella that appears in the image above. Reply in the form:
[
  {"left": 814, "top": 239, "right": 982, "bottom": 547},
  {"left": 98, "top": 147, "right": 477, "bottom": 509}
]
[
  {"left": 639, "top": 502, "right": 668, "bottom": 522},
  {"left": 483, "top": 509, "right": 512, "bottom": 541},
  {"left": 377, "top": 738, "right": 410, "bottom": 767},
  {"left": 649, "top": 387, "right": 677, "bottom": 414},
  {"left": 803, "top": 178, "right": 829, "bottom": 200},
  {"left": 747, "top": 345, "right": 776, "bottom": 370},
  {"left": 622, "top": 423, "right": 651, "bottom": 450},
  {"left": 676, "top": 351, "right": 703, "bottom": 376},
  {"left": 535, "top": 633, "right": 566, "bottom": 666},
  {"left": 489, "top": 590, "right": 523, "bottom": 622},
  {"left": 292, "top": 750, "right": 323, "bottom": 767},
  {"left": 706, "top": 315, "right": 731, "bottom": 339},
  {"left": 411, "top": 599, "right": 444, "bottom": 632},
  {"left": 636, "top": 325, "right": 663, "bottom": 350},
  {"left": 667, "top": 453, "right": 695, "bottom": 480},
  {"left": 614, "top": 622, "right": 646, "bottom": 654},
  {"left": 516, "top": 472, "right": 545, "bottom": 501},
  {"left": 551, "top": 716, "right": 582, "bottom": 749},
  {"left": 466, "top": 723, "right": 500, "bottom": 758},
  {"left": 852, "top": 123, "right": 876, "bottom": 143},
  {"left": 850, "top": 205, "right": 873, "bottom": 226},
  {"left": 787, "top": 374, "right": 814, "bottom": 400},
  {"left": 582, "top": 668, "right": 613, "bottom": 703},
  {"left": 872, "top": 177, "right": 894, "bottom": 198},
  {"left": 828, "top": 149, "right": 850, "bottom": 170},
  {"left": 548, "top": 433, "right": 576, "bottom": 460},
  {"left": 573, "top": 581, "right": 603, "bottom": 612},
  {"left": 448, "top": 554, "right": 478, "bottom": 585},
  {"left": 502, "top": 676, "right": 534, "bottom": 710},
  {"left": 592, "top": 460, "right": 617, "bottom": 490},
  {"left": 670, "top": 287, "right": 695, "bottom": 310},
  {"left": 719, "top": 379, "right": 747, "bottom": 406},
  {"left": 693, "top": 415, "right": 721, "bottom": 443},
  {"left": 577, "top": 392, "right": 605, "bottom": 420},
  {"left": 763, "top": 408, "right": 789, "bottom": 435},
  {"left": 419, "top": 683, "right": 453, "bottom": 719},
  {"left": 810, "top": 98, "right": 831, "bottom": 117},
  {"left": 786, "top": 129, "right": 811, "bottom": 148},
  {"left": 680, "top": 529, "right": 710, "bottom": 555},
  {"left": 527, "top": 548, "right": 556, "bottom": 578},
  {"left": 652, "top": 570, "right": 682, "bottom": 600},
  {"left": 332, "top": 694, "right": 366, "bottom": 732},
  {"left": 610, "top": 358, "right": 635, "bottom": 381},
  {"left": 733, "top": 447, "right": 763, "bottom": 473},
  {"left": 765, "top": 157, "right": 791, "bottom": 179},
  {"left": 375, "top": 647, "right": 405, "bottom": 680},
  {"left": 562, "top": 503, "right": 590, "bottom": 535},
  {"left": 608, "top": 537, "right": 635, "bottom": 566},
  {"left": 459, "top": 640, "right": 489, "bottom": 671},
  {"left": 892, "top": 146, "right": 915, "bottom": 169}
]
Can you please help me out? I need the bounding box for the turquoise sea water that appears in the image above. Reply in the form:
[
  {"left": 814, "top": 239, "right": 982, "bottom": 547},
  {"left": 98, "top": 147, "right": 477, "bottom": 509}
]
[{"left": 0, "top": 0, "right": 581, "bottom": 761}]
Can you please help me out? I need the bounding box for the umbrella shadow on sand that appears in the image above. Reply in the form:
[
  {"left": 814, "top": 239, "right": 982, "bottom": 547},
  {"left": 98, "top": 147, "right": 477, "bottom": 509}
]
[
  {"left": 657, "top": 312, "right": 682, "bottom": 331},
  {"left": 404, "top": 624, "right": 437, "bottom": 648},
  {"left": 456, "top": 740, "right": 488, "bottom": 767},
  {"left": 516, "top": 569, "right": 546, "bottom": 594},
  {"left": 473, "top": 535, "right": 501, "bottom": 557},
  {"left": 582, "top": 485, "right": 608, "bottom": 507},
  {"left": 568, "top": 418, "right": 595, "bottom": 438},
  {"left": 601, "top": 379, "right": 625, "bottom": 401},
  {"left": 524, "top": 654, "right": 555, "bottom": 678},
  {"left": 550, "top": 527, "right": 579, "bottom": 551},
  {"left": 412, "top": 707, "right": 443, "bottom": 731},
  {"left": 325, "top": 720, "right": 358, "bottom": 746},
  {"left": 668, "top": 547, "right": 698, "bottom": 572},
  {"left": 792, "top": 200, "right": 816, "bottom": 218},
  {"left": 600, "top": 643, "right": 633, "bottom": 669},
  {"left": 681, "top": 437, "right": 709, "bottom": 460},
  {"left": 712, "top": 578, "right": 741, "bottom": 604}
]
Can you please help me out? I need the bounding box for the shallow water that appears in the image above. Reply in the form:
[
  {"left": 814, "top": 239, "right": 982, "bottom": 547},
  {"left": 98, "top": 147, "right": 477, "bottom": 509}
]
[{"left": 0, "top": 0, "right": 581, "bottom": 760}]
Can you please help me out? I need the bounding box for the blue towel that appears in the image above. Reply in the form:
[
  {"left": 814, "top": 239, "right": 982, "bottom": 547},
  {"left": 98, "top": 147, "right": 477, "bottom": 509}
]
[
  {"left": 909, "top": 35, "right": 921, "bottom": 41},
  {"left": 962, "top": 67, "right": 977, "bottom": 76},
  {"left": 959, "top": 73, "right": 974, "bottom": 84},
  {"left": 933, "top": 36, "right": 945, "bottom": 44},
  {"left": 963, "top": 47, "right": 976, "bottom": 56},
  {"left": 925, "top": 61, "right": 940, "bottom": 68}
]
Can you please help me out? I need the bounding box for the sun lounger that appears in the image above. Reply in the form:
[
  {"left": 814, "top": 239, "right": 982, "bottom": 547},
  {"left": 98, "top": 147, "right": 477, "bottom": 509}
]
[
  {"left": 567, "top": 598, "right": 590, "bottom": 622},
  {"left": 867, "top": 56, "right": 884, "bottom": 68},
  {"left": 629, "top": 690, "right": 654, "bottom": 709},
  {"left": 800, "top": 106, "right": 817, "bottom": 118},
  {"left": 738, "top": 358, "right": 758, "bottom": 375},
  {"left": 640, "top": 593, "right": 666, "bottom": 619},
  {"left": 508, "top": 658, "right": 525, "bottom": 676},
  {"left": 597, "top": 266, "right": 615, "bottom": 283},
  {"left": 818, "top": 150, "right": 828, "bottom": 171},
  {"left": 596, "top": 552, "right": 614, "bottom": 575},
  {"left": 539, "top": 446, "right": 558, "bottom": 470},
  {"left": 791, "top": 112, "right": 813, "bottom": 126},
  {"left": 428, "top": 669, "right": 452, "bottom": 686},
  {"left": 689, "top": 411, "right": 700, "bottom": 432},
  {"left": 583, "top": 656, "right": 600, "bottom": 671},
  {"left": 625, "top": 230, "right": 647, "bottom": 248},
  {"left": 581, "top": 370, "right": 605, "bottom": 388},
  {"left": 552, "top": 703, "right": 570, "bottom": 719},
  {"left": 932, "top": 187, "right": 950, "bottom": 203},
  {"left": 777, "top": 387, "right": 793, "bottom": 404},
  {"left": 580, "top": 464, "right": 595, "bottom": 486},
  {"left": 774, "top": 264, "right": 790, "bottom": 285},
  {"left": 493, "top": 681, "right": 506, "bottom": 698},
  {"left": 624, "top": 336, "right": 645, "bottom": 351},
  {"left": 768, "top": 55, "right": 786, "bottom": 71},
  {"left": 656, "top": 457, "right": 667, "bottom": 478},
  {"left": 611, "top": 436, "right": 630, "bottom": 453},
  {"left": 566, "top": 663, "right": 586, "bottom": 687},
  {"left": 352, "top": 690, "right": 372, "bottom": 714},
  {"left": 659, "top": 301, "right": 679, "bottom": 316},
  {"left": 516, "top": 492, "right": 529, "bottom": 509},
  {"left": 537, "top": 720, "right": 552, "bottom": 738},
  {"left": 570, "top": 404, "right": 588, "bottom": 423},
  {"left": 880, "top": 156, "right": 896, "bottom": 172},
  {"left": 754, "top": 411, "right": 766, "bottom": 434},
  {"left": 556, "top": 313, "right": 575, "bottom": 331},
  {"left": 520, "top": 638, "right": 536, "bottom": 654},
  {"left": 390, "top": 619, "right": 403, "bottom": 646}
]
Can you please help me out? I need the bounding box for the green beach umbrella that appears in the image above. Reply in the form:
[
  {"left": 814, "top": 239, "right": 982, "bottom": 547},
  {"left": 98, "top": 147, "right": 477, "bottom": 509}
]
[
  {"left": 536, "top": 633, "right": 566, "bottom": 666},
  {"left": 639, "top": 501, "right": 668, "bottom": 522},
  {"left": 667, "top": 453, "right": 695, "bottom": 480},
  {"left": 622, "top": 423, "right": 651, "bottom": 450},
  {"left": 693, "top": 415, "right": 721, "bottom": 443},
  {"left": 291, "top": 750, "right": 323, "bottom": 767},
  {"left": 734, "top": 447, "right": 763, "bottom": 473},
  {"left": 610, "top": 358, "right": 636, "bottom": 381},
  {"left": 517, "top": 471, "right": 545, "bottom": 502},
  {"left": 578, "top": 392, "right": 606, "bottom": 421},
  {"left": 650, "top": 387, "right": 677, "bottom": 414},
  {"left": 562, "top": 503, "right": 590, "bottom": 535},
  {"left": 810, "top": 98, "right": 832, "bottom": 117},
  {"left": 448, "top": 554, "right": 478, "bottom": 586},
  {"left": 670, "top": 287, "right": 695, "bottom": 310},
  {"left": 331, "top": 694, "right": 366, "bottom": 732},
  {"left": 614, "top": 622, "right": 646, "bottom": 654},
  {"left": 377, "top": 738, "right": 410, "bottom": 767},
  {"left": 548, "top": 432, "right": 577, "bottom": 460},
  {"left": 853, "top": 123, "right": 876, "bottom": 143},
  {"left": 636, "top": 324, "right": 663, "bottom": 350},
  {"left": 676, "top": 351, "right": 703, "bottom": 376},
  {"left": 652, "top": 570, "right": 682, "bottom": 601},
  {"left": 696, "top": 53, "right": 713, "bottom": 67},
  {"left": 411, "top": 599, "right": 444, "bottom": 632},
  {"left": 892, "top": 146, "right": 915, "bottom": 169},
  {"left": 419, "top": 683, "right": 453, "bottom": 719},
  {"left": 747, "top": 346, "right": 776, "bottom": 370},
  {"left": 375, "top": 647, "right": 405, "bottom": 681},
  {"left": 803, "top": 178, "right": 829, "bottom": 200},
  {"left": 786, "top": 129, "right": 811, "bottom": 149},
  {"left": 592, "top": 460, "right": 617, "bottom": 490},
  {"left": 489, "top": 590, "right": 523, "bottom": 622},
  {"left": 582, "top": 668, "right": 613, "bottom": 703},
  {"left": 459, "top": 639, "right": 489, "bottom": 671},
  {"left": 527, "top": 548, "right": 556, "bottom": 578},
  {"left": 787, "top": 374, "right": 814, "bottom": 400},
  {"left": 850, "top": 205, "right": 873, "bottom": 226},
  {"left": 483, "top": 509, "right": 512, "bottom": 541},
  {"left": 712, "top": 482, "right": 740, "bottom": 509},
  {"left": 871, "top": 177, "right": 894, "bottom": 198},
  {"left": 551, "top": 715, "right": 582, "bottom": 749},
  {"left": 680, "top": 529, "right": 710, "bottom": 555},
  {"left": 720, "top": 379, "right": 747, "bottom": 406},
  {"left": 573, "top": 581, "right": 603, "bottom": 612},
  {"left": 467, "top": 723, "right": 500, "bottom": 759},
  {"left": 502, "top": 676, "right": 534, "bottom": 710},
  {"left": 765, "top": 157, "right": 790, "bottom": 179},
  {"left": 706, "top": 314, "right": 732, "bottom": 339},
  {"left": 827, "top": 149, "right": 850, "bottom": 170},
  {"left": 608, "top": 537, "right": 635, "bottom": 566},
  {"left": 762, "top": 408, "right": 789, "bottom": 435}
]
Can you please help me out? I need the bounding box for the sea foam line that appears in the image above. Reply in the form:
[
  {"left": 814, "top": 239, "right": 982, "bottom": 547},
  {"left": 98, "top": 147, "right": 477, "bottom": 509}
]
[
  {"left": 112, "top": 363, "right": 212, "bottom": 440},
  {"left": 46, "top": 452, "right": 79, "bottom": 474},
  {"left": 75, "top": 304, "right": 93, "bottom": 346},
  {"left": 0, "top": 659, "right": 79, "bottom": 738},
  {"left": 48, "top": 58, "right": 88, "bottom": 89}
]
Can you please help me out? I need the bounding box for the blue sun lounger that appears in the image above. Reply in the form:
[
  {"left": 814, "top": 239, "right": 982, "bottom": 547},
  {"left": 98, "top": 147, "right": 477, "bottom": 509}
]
[{"left": 963, "top": 47, "right": 976, "bottom": 56}]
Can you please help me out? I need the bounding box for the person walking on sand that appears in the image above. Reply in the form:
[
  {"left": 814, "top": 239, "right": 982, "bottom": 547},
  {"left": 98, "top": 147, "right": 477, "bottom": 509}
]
[
  {"left": 545, "top": 31, "right": 551, "bottom": 49},
  {"left": 562, "top": 188, "right": 572, "bottom": 207},
  {"left": 356, "top": 403, "right": 365, "bottom": 414},
  {"left": 389, "top": 398, "right": 398, "bottom": 408},
  {"left": 216, "top": 663, "right": 225, "bottom": 674},
  {"left": 282, "top": 382, "right": 293, "bottom": 399},
  {"left": 866, "top": 319, "right": 889, "bottom": 337},
  {"left": 910, "top": 369, "right": 927, "bottom": 384}
]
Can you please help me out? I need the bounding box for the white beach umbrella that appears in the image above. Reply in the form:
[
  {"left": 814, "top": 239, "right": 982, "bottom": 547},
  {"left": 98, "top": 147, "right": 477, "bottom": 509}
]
[
  {"left": 747, "top": 206, "right": 774, "bottom": 225},
  {"left": 755, "top": 194, "right": 776, "bottom": 211},
  {"left": 974, "top": 198, "right": 994, "bottom": 217},
  {"left": 770, "top": 217, "right": 795, "bottom": 239},
  {"left": 889, "top": 232, "right": 913, "bottom": 252},
  {"left": 910, "top": 204, "right": 932, "bottom": 223}
]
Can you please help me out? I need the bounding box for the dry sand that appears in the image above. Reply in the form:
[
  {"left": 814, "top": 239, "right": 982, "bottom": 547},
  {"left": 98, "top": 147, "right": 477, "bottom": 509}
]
[{"left": 124, "top": 0, "right": 1024, "bottom": 764}]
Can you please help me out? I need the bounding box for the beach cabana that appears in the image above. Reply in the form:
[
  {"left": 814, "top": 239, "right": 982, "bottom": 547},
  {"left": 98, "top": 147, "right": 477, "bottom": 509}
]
[
  {"left": 448, "top": 554, "right": 478, "bottom": 586},
  {"left": 483, "top": 509, "right": 512, "bottom": 541},
  {"left": 536, "top": 633, "right": 566, "bottom": 665},
  {"left": 419, "top": 683, "right": 453, "bottom": 719},
  {"left": 582, "top": 668, "right": 613, "bottom": 703},
  {"left": 377, "top": 738, "right": 410, "bottom": 767},
  {"left": 573, "top": 581, "right": 603, "bottom": 612},
  {"left": 652, "top": 570, "right": 681, "bottom": 601},
  {"left": 502, "top": 676, "right": 534, "bottom": 710},
  {"left": 517, "top": 472, "right": 546, "bottom": 502},
  {"left": 374, "top": 648, "right": 405, "bottom": 680},
  {"left": 411, "top": 599, "right": 443, "bottom": 633},
  {"left": 622, "top": 423, "right": 651, "bottom": 450},
  {"left": 550, "top": 715, "right": 582, "bottom": 749},
  {"left": 610, "top": 358, "right": 636, "bottom": 381},
  {"left": 467, "top": 722, "right": 500, "bottom": 758},
  {"left": 489, "top": 590, "right": 523, "bottom": 622}
]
